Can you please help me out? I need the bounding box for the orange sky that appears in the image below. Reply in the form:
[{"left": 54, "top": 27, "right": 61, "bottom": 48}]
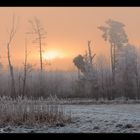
[{"left": 0, "top": 7, "right": 140, "bottom": 71}]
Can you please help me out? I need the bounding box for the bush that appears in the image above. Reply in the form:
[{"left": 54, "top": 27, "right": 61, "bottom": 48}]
[{"left": 0, "top": 96, "right": 71, "bottom": 126}]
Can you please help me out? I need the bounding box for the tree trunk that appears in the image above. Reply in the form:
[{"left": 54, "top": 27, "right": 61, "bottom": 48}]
[
  {"left": 110, "top": 43, "right": 114, "bottom": 83},
  {"left": 7, "top": 43, "right": 16, "bottom": 97},
  {"left": 22, "top": 39, "right": 27, "bottom": 97},
  {"left": 113, "top": 43, "right": 116, "bottom": 84},
  {"left": 39, "top": 34, "right": 43, "bottom": 71},
  {"left": 135, "top": 56, "right": 139, "bottom": 99}
]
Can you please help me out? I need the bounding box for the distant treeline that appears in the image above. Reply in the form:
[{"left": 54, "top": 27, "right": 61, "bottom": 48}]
[{"left": 0, "top": 17, "right": 140, "bottom": 100}]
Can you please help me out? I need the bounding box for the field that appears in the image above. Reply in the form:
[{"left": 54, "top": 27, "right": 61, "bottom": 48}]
[{"left": 1, "top": 98, "right": 140, "bottom": 133}]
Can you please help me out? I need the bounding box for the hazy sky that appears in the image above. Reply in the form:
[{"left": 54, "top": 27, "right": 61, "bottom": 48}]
[{"left": 0, "top": 7, "right": 140, "bottom": 71}]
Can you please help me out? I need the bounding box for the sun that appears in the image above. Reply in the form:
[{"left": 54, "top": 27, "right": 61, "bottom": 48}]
[{"left": 42, "top": 50, "right": 64, "bottom": 60}]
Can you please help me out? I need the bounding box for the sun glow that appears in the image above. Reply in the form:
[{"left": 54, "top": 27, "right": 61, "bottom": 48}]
[{"left": 43, "top": 50, "right": 64, "bottom": 60}]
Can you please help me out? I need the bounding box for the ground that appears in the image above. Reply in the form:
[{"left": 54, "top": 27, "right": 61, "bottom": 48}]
[{"left": 1, "top": 104, "right": 140, "bottom": 133}]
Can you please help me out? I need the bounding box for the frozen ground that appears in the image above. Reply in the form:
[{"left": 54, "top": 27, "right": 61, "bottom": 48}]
[{"left": 1, "top": 104, "right": 140, "bottom": 133}]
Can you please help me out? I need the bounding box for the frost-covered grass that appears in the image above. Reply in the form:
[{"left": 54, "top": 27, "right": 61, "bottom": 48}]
[
  {"left": 1, "top": 104, "right": 140, "bottom": 133},
  {"left": 1, "top": 96, "right": 140, "bottom": 133},
  {"left": 53, "top": 97, "right": 140, "bottom": 105},
  {"left": 0, "top": 96, "right": 71, "bottom": 127}
]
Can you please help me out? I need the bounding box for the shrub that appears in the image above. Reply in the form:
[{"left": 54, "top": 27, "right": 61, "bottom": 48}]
[{"left": 0, "top": 96, "right": 71, "bottom": 126}]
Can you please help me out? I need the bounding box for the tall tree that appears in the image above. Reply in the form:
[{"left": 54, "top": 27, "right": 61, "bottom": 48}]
[
  {"left": 98, "top": 19, "right": 128, "bottom": 84},
  {"left": 22, "top": 38, "right": 28, "bottom": 97},
  {"left": 28, "top": 17, "right": 47, "bottom": 96},
  {"left": 6, "top": 15, "right": 18, "bottom": 97},
  {"left": 28, "top": 17, "right": 47, "bottom": 72}
]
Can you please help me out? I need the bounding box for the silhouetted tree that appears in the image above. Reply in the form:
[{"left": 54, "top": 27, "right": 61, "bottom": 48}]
[
  {"left": 22, "top": 38, "right": 32, "bottom": 97},
  {"left": 28, "top": 17, "right": 47, "bottom": 72},
  {"left": 6, "top": 15, "right": 18, "bottom": 97},
  {"left": 98, "top": 19, "right": 128, "bottom": 84},
  {"left": 73, "top": 41, "right": 98, "bottom": 98}
]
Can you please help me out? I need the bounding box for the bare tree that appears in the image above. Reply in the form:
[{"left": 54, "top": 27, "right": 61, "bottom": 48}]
[
  {"left": 22, "top": 38, "right": 28, "bottom": 97},
  {"left": 28, "top": 17, "right": 47, "bottom": 72},
  {"left": 21, "top": 37, "right": 34, "bottom": 97},
  {"left": 27, "top": 17, "right": 47, "bottom": 96},
  {"left": 6, "top": 15, "right": 18, "bottom": 97}
]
